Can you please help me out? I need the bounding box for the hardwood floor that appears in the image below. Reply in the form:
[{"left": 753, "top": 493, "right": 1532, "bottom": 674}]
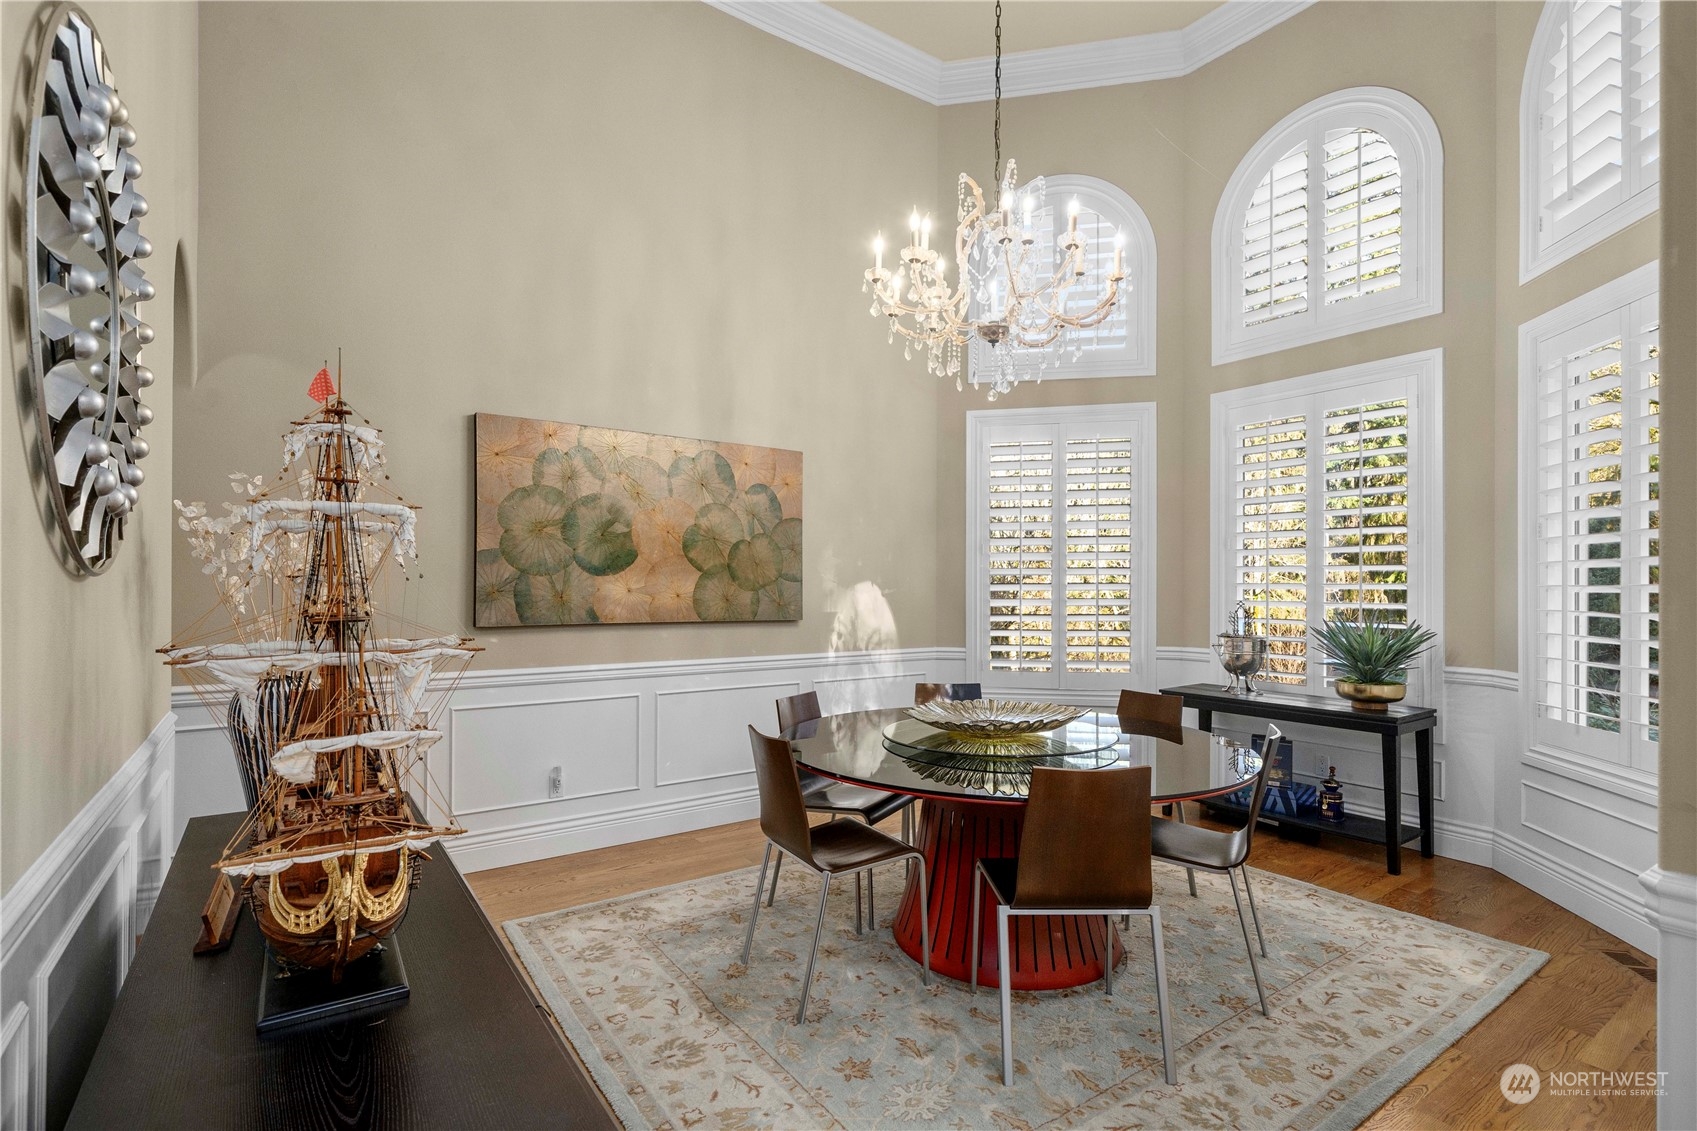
[{"left": 466, "top": 810, "right": 1659, "bottom": 1130}]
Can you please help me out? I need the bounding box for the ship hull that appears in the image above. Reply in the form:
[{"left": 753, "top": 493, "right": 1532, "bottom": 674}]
[{"left": 248, "top": 835, "right": 413, "bottom": 981}]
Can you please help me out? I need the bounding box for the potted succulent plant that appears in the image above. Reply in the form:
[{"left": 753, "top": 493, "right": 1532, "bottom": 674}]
[{"left": 1310, "top": 616, "right": 1437, "bottom": 710}]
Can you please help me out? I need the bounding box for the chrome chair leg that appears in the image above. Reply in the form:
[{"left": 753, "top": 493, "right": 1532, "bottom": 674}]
[
  {"left": 854, "top": 872, "right": 864, "bottom": 936},
  {"left": 969, "top": 868, "right": 983, "bottom": 995},
  {"left": 1241, "top": 865, "right": 1267, "bottom": 957},
  {"left": 1103, "top": 916, "right": 1116, "bottom": 997},
  {"left": 795, "top": 873, "right": 833, "bottom": 1025},
  {"left": 1148, "top": 907, "right": 1178, "bottom": 1085},
  {"left": 743, "top": 843, "right": 773, "bottom": 965},
  {"left": 914, "top": 857, "right": 932, "bottom": 986},
  {"left": 1174, "top": 802, "right": 1197, "bottom": 897},
  {"left": 997, "top": 905, "right": 1014, "bottom": 1085},
  {"left": 766, "top": 853, "right": 782, "bottom": 907},
  {"left": 1228, "top": 868, "right": 1270, "bottom": 1017}
]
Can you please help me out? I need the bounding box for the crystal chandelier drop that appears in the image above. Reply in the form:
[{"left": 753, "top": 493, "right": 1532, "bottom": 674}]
[{"left": 860, "top": 2, "right": 1126, "bottom": 400}]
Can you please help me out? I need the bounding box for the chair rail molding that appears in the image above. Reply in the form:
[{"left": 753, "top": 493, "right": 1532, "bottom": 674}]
[
  {"left": 704, "top": 0, "right": 1314, "bottom": 106},
  {"left": 1641, "top": 867, "right": 1696, "bottom": 1128},
  {"left": 172, "top": 648, "right": 970, "bottom": 874},
  {"left": 0, "top": 712, "right": 175, "bottom": 1130}
]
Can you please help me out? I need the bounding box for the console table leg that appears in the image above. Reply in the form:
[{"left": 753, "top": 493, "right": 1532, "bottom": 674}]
[
  {"left": 1416, "top": 729, "right": 1435, "bottom": 858},
  {"left": 1197, "top": 708, "right": 1214, "bottom": 733},
  {"left": 1380, "top": 733, "right": 1402, "bottom": 875}
]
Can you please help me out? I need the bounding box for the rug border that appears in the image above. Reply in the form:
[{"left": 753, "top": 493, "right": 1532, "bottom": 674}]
[{"left": 503, "top": 865, "right": 1552, "bottom": 1131}]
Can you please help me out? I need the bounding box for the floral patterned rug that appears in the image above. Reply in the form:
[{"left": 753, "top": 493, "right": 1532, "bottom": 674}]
[{"left": 505, "top": 863, "right": 1545, "bottom": 1130}]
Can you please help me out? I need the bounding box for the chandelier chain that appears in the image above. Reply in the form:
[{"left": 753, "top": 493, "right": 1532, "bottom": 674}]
[{"left": 993, "top": 0, "right": 1002, "bottom": 185}]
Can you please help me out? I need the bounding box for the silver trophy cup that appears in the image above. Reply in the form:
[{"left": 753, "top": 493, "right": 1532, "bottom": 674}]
[{"left": 1213, "top": 633, "right": 1267, "bottom": 695}]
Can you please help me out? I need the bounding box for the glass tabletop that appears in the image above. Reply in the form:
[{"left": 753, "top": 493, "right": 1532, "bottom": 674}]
[{"left": 786, "top": 707, "right": 1261, "bottom": 804}]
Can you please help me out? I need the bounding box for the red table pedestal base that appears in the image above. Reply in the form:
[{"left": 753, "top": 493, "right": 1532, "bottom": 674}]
[{"left": 891, "top": 796, "right": 1122, "bottom": 990}]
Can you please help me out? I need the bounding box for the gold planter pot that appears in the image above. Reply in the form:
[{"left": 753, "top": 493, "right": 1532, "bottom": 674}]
[{"left": 1334, "top": 680, "right": 1407, "bottom": 711}]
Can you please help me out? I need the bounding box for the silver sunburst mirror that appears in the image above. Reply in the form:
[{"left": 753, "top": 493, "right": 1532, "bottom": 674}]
[{"left": 24, "top": 3, "right": 155, "bottom": 574}]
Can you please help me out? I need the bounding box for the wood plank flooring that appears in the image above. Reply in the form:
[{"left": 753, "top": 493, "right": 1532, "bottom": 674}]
[{"left": 466, "top": 810, "right": 1658, "bottom": 1130}]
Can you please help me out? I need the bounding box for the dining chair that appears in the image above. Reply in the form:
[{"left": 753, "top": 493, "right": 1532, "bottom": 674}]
[
  {"left": 741, "top": 726, "right": 931, "bottom": 1025},
  {"left": 912, "top": 682, "right": 982, "bottom": 705},
  {"left": 1149, "top": 724, "right": 1281, "bottom": 1018},
  {"left": 969, "top": 765, "right": 1177, "bottom": 1086},
  {"left": 771, "top": 691, "right": 917, "bottom": 931},
  {"left": 1117, "top": 689, "right": 1195, "bottom": 891}
]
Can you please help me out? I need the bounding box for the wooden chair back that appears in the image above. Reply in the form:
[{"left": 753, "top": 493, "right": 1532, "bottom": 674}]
[
  {"left": 913, "top": 682, "right": 983, "bottom": 705},
  {"left": 1117, "top": 690, "right": 1183, "bottom": 740},
  {"left": 1013, "top": 766, "right": 1153, "bottom": 910},
  {"left": 747, "top": 726, "right": 816, "bottom": 867},
  {"left": 776, "top": 691, "right": 822, "bottom": 734}
]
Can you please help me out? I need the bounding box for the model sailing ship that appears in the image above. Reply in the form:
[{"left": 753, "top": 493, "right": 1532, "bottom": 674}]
[{"left": 162, "top": 364, "right": 478, "bottom": 980}]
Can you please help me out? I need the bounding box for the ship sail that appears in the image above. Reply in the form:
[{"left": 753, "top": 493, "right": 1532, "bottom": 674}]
[{"left": 163, "top": 373, "right": 478, "bottom": 979}]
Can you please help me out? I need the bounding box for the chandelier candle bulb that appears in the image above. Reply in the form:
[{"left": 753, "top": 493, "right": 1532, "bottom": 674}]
[{"left": 1068, "top": 197, "right": 1080, "bottom": 235}]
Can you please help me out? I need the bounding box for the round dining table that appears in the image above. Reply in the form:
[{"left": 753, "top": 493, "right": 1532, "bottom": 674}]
[{"left": 782, "top": 707, "right": 1261, "bottom": 991}]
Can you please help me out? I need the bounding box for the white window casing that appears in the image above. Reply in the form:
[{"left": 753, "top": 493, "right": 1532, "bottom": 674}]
[
  {"left": 1519, "top": 261, "right": 1659, "bottom": 780},
  {"left": 966, "top": 403, "right": 1157, "bottom": 694},
  {"left": 1212, "top": 87, "right": 1444, "bottom": 366},
  {"left": 1210, "top": 350, "right": 1445, "bottom": 708},
  {"left": 1520, "top": 1, "right": 1660, "bottom": 283},
  {"left": 967, "top": 175, "right": 1157, "bottom": 384}
]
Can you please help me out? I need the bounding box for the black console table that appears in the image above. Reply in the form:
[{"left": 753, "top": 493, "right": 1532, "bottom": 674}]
[
  {"left": 69, "top": 813, "right": 612, "bottom": 1129},
  {"left": 1159, "top": 683, "right": 1437, "bottom": 875}
]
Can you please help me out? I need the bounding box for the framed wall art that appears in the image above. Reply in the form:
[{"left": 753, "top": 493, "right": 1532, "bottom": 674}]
[{"left": 474, "top": 414, "right": 802, "bottom": 626}]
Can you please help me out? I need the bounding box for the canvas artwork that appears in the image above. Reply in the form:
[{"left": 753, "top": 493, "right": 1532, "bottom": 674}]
[{"left": 474, "top": 414, "right": 802, "bottom": 626}]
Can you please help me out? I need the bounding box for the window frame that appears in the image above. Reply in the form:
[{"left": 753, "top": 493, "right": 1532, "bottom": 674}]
[
  {"left": 1211, "top": 87, "right": 1445, "bottom": 366},
  {"left": 1518, "top": 261, "right": 1660, "bottom": 781},
  {"left": 1210, "top": 349, "right": 1446, "bottom": 705},
  {"left": 1519, "top": 1, "right": 1661, "bottom": 284},
  {"left": 966, "top": 174, "right": 1157, "bottom": 384},
  {"left": 965, "top": 402, "right": 1158, "bottom": 697}
]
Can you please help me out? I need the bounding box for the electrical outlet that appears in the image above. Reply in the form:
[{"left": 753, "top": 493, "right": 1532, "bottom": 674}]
[{"left": 548, "top": 765, "right": 563, "bottom": 799}]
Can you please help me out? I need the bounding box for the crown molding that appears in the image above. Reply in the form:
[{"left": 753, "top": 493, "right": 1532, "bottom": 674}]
[
  {"left": 703, "top": 0, "right": 943, "bottom": 103},
  {"left": 707, "top": 0, "right": 1314, "bottom": 107}
]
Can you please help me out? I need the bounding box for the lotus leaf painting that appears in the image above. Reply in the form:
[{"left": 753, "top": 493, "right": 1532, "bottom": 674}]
[{"left": 474, "top": 414, "right": 802, "bottom": 626}]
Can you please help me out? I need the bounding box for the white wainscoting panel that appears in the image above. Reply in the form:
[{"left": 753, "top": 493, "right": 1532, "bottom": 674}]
[
  {"left": 171, "top": 649, "right": 968, "bottom": 876},
  {"left": 0, "top": 712, "right": 174, "bottom": 1131},
  {"left": 654, "top": 681, "right": 801, "bottom": 787},
  {"left": 448, "top": 693, "right": 641, "bottom": 815}
]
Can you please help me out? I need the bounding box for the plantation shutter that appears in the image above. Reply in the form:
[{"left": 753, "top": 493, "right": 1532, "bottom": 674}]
[
  {"left": 974, "top": 409, "right": 1155, "bottom": 692},
  {"left": 1322, "top": 129, "right": 1403, "bottom": 305},
  {"left": 985, "top": 435, "right": 1055, "bottom": 674},
  {"left": 1530, "top": 295, "right": 1659, "bottom": 769},
  {"left": 1242, "top": 144, "right": 1310, "bottom": 328},
  {"left": 1227, "top": 413, "right": 1310, "bottom": 685},
  {"left": 1062, "top": 430, "right": 1135, "bottom": 674},
  {"left": 1537, "top": 1, "right": 1660, "bottom": 251},
  {"left": 1223, "top": 375, "right": 1425, "bottom": 698}
]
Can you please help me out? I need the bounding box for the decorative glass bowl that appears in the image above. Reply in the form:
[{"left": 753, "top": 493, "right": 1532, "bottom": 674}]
[{"left": 903, "top": 698, "right": 1087, "bottom": 739}]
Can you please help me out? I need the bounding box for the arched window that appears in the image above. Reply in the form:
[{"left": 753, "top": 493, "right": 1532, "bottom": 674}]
[
  {"left": 967, "top": 174, "right": 1156, "bottom": 384},
  {"left": 1520, "top": 1, "right": 1660, "bottom": 282},
  {"left": 1212, "top": 88, "right": 1443, "bottom": 365}
]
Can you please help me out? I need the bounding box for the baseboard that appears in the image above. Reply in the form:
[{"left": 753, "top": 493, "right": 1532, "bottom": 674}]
[
  {"left": 1493, "top": 830, "right": 1656, "bottom": 953},
  {"left": 449, "top": 785, "right": 760, "bottom": 873},
  {"left": 0, "top": 712, "right": 175, "bottom": 1130},
  {"left": 1641, "top": 867, "right": 1696, "bottom": 1129}
]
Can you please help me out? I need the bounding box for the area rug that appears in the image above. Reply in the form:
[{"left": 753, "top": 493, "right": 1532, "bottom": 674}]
[{"left": 505, "top": 864, "right": 1546, "bottom": 1130}]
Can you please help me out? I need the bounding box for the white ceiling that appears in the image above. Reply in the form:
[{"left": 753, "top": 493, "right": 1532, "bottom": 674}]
[{"left": 821, "top": 1, "right": 1228, "bottom": 62}]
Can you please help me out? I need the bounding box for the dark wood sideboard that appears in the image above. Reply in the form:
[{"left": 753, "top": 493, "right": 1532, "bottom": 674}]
[
  {"left": 1160, "top": 683, "right": 1437, "bottom": 875},
  {"left": 68, "top": 813, "right": 613, "bottom": 1130}
]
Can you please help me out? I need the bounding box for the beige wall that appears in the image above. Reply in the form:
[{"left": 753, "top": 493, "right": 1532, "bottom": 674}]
[
  {"left": 1, "top": 0, "right": 197, "bottom": 892},
  {"left": 1657, "top": 1, "right": 1695, "bottom": 874},
  {"left": 180, "top": 2, "right": 944, "bottom": 671},
  {"left": 932, "top": 1, "right": 1659, "bottom": 675}
]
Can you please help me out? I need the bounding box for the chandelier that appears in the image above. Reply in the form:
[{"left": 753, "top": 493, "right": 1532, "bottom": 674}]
[{"left": 861, "top": 2, "right": 1126, "bottom": 400}]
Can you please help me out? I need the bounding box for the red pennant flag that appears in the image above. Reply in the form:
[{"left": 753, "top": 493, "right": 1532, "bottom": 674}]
[{"left": 308, "top": 366, "right": 335, "bottom": 403}]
